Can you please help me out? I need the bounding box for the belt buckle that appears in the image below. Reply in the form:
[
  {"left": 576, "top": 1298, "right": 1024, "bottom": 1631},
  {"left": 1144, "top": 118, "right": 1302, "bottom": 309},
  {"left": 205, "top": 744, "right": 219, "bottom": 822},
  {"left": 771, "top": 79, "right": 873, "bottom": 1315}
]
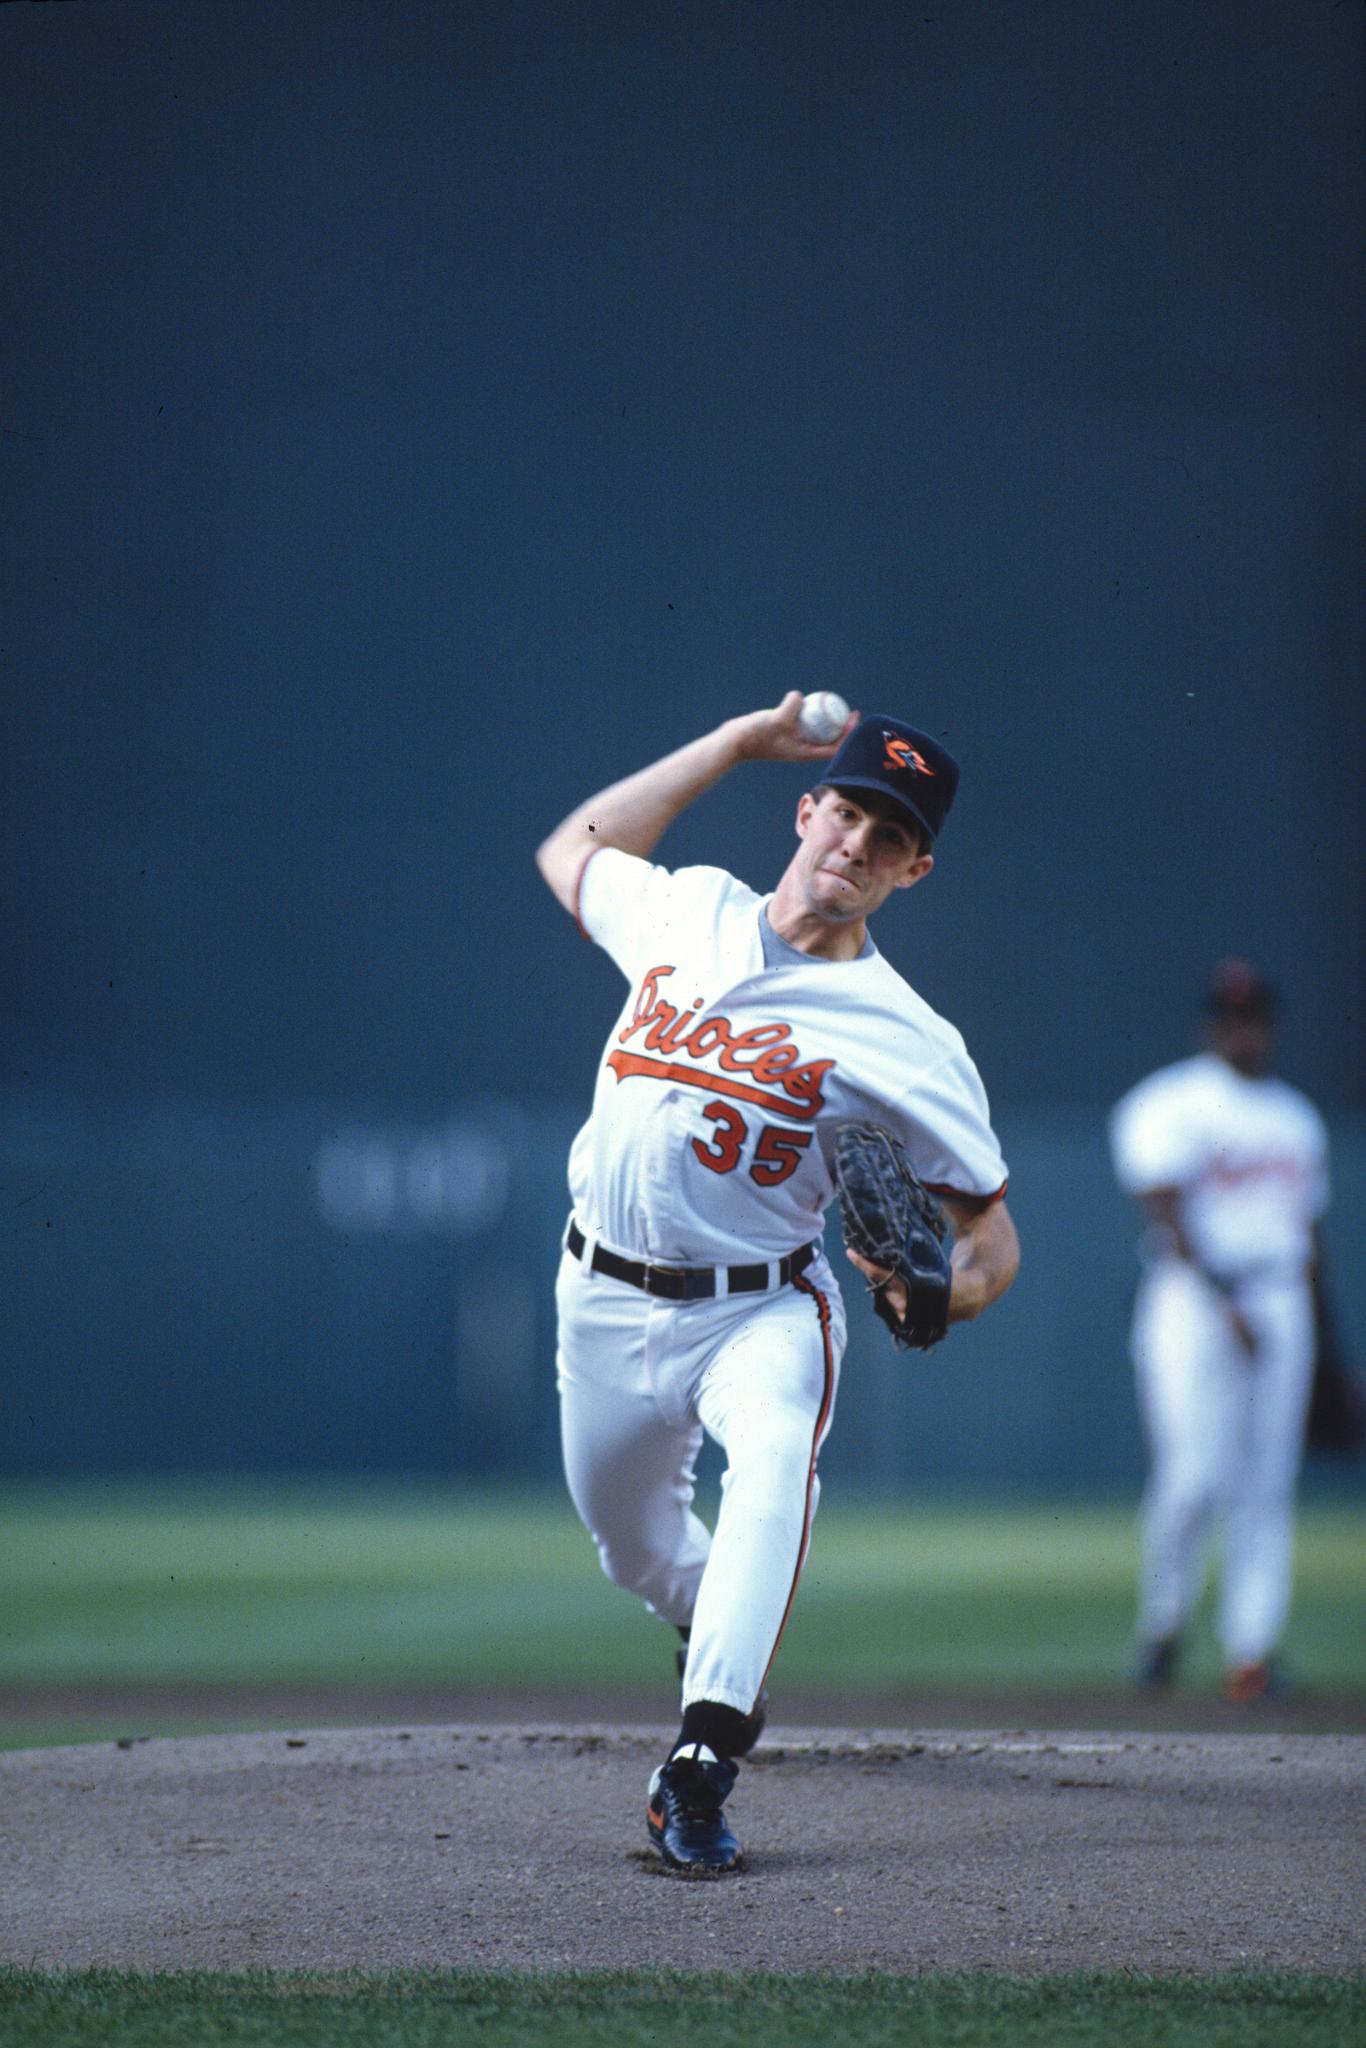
[
  {"left": 644, "top": 1261, "right": 683, "bottom": 1299},
  {"left": 646, "top": 1261, "right": 710, "bottom": 1301}
]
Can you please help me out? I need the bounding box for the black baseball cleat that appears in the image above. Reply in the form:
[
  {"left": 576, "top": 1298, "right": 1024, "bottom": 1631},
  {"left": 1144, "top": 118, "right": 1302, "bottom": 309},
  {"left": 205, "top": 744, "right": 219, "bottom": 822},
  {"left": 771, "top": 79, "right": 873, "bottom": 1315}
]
[
  {"left": 646, "top": 1744, "right": 742, "bottom": 1875},
  {"left": 675, "top": 1648, "right": 768, "bottom": 1756},
  {"left": 1133, "top": 1634, "right": 1180, "bottom": 1690}
]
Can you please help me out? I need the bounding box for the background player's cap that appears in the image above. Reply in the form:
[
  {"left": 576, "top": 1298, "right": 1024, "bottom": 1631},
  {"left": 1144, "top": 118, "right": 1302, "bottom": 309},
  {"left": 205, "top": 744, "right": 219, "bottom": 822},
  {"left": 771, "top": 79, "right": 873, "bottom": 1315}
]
[
  {"left": 1204, "top": 957, "right": 1277, "bottom": 1017},
  {"left": 820, "top": 715, "right": 960, "bottom": 844}
]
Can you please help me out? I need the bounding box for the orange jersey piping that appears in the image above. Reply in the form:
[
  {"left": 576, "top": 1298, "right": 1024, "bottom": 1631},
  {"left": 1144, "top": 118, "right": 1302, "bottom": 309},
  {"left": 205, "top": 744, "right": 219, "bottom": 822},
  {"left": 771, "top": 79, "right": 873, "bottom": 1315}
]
[{"left": 755, "top": 1270, "right": 836, "bottom": 1705}]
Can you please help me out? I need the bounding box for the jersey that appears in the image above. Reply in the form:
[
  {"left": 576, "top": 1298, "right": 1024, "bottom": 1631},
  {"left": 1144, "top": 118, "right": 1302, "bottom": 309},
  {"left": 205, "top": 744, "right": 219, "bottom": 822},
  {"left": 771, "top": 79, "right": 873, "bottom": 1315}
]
[
  {"left": 568, "top": 848, "right": 1007, "bottom": 1264},
  {"left": 1108, "top": 1052, "right": 1327, "bottom": 1283}
]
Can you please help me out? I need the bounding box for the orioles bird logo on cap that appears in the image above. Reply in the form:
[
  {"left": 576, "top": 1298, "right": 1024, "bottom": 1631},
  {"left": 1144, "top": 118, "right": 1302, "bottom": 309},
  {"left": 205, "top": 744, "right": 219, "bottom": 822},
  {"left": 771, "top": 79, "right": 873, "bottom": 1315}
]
[{"left": 883, "top": 733, "right": 936, "bottom": 777}]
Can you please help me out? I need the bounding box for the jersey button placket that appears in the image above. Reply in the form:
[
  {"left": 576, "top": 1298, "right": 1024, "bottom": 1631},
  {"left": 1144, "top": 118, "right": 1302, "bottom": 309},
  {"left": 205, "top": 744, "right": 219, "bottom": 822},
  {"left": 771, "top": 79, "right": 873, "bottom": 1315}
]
[
  {"left": 639, "top": 1092, "right": 678, "bottom": 1254},
  {"left": 652, "top": 1091, "right": 690, "bottom": 1260}
]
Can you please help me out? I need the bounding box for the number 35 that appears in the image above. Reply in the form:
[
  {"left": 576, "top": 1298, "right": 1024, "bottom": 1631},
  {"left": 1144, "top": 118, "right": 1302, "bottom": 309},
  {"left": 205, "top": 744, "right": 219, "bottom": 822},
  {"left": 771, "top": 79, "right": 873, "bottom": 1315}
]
[{"left": 691, "top": 1101, "right": 813, "bottom": 1185}]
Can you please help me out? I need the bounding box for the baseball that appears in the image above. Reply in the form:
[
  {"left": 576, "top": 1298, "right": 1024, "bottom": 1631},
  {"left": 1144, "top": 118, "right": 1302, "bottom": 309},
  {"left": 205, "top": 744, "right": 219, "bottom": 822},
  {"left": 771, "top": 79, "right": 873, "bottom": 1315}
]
[{"left": 798, "top": 690, "right": 850, "bottom": 744}]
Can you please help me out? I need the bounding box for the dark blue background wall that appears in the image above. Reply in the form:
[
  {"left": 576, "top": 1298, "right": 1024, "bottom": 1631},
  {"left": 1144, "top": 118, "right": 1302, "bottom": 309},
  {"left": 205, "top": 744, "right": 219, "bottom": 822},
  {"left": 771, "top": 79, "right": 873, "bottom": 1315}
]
[
  {"left": 4, "top": 1088, "right": 1363, "bottom": 1493},
  {"left": 3, "top": 2, "right": 1361, "bottom": 1484}
]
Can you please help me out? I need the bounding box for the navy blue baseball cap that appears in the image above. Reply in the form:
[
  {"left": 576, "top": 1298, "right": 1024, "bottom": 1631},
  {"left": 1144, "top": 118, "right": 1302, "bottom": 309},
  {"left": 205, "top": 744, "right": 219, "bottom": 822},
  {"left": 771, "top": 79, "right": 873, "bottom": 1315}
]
[
  {"left": 1204, "top": 958, "right": 1277, "bottom": 1017},
  {"left": 820, "top": 715, "right": 960, "bottom": 844}
]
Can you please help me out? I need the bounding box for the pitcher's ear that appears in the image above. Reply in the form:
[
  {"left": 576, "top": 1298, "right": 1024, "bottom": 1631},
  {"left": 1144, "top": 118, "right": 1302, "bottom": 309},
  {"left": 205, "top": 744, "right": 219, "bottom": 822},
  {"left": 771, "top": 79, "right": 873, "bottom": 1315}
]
[{"left": 896, "top": 852, "right": 935, "bottom": 891}]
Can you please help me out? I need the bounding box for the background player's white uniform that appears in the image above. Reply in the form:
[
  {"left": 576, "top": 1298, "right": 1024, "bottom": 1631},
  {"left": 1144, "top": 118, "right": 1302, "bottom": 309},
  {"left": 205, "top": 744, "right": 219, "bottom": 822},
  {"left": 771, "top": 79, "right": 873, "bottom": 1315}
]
[
  {"left": 1109, "top": 1051, "right": 1328, "bottom": 1672},
  {"left": 559, "top": 847, "right": 1007, "bottom": 1716}
]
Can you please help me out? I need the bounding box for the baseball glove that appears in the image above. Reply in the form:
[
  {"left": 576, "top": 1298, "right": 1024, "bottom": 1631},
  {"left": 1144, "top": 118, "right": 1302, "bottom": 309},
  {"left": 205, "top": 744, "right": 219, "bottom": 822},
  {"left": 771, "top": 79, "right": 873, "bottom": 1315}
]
[{"left": 832, "top": 1122, "right": 953, "bottom": 1350}]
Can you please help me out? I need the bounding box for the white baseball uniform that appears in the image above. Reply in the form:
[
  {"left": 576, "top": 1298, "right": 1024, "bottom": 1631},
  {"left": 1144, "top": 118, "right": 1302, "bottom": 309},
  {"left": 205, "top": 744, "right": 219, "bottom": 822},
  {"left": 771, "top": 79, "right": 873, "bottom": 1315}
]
[
  {"left": 1109, "top": 1051, "right": 1328, "bottom": 1666},
  {"left": 557, "top": 848, "right": 1007, "bottom": 1717}
]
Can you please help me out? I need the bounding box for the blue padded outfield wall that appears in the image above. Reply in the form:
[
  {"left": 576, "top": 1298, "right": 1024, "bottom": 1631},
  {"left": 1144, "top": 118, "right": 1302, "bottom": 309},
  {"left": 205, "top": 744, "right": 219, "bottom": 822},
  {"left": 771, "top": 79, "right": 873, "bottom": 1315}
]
[
  {"left": 3, "top": 8, "right": 1361, "bottom": 1502},
  {"left": 4, "top": 1088, "right": 1362, "bottom": 1499}
]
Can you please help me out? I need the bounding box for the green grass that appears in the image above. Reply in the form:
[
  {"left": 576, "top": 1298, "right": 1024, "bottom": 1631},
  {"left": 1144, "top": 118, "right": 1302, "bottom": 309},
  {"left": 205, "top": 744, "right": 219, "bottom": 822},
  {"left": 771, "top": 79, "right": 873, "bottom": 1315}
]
[
  {"left": 0, "top": 1970, "right": 1363, "bottom": 2048},
  {"left": 1, "top": 1485, "right": 1363, "bottom": 1747}
]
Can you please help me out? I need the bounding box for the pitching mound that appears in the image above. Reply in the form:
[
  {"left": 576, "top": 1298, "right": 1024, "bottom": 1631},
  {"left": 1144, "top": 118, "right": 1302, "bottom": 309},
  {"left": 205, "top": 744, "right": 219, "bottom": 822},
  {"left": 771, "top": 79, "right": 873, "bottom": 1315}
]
[{"left": 4, "top": 1724, "right": 1363, "bottom": 1975}]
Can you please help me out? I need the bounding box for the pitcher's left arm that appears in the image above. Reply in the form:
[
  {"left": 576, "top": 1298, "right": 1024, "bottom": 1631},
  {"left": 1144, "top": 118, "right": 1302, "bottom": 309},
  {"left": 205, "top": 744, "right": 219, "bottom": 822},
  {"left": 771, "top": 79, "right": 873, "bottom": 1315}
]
[{"left": 846, "top": 1191, "right": 1019, "bottom": 1326}]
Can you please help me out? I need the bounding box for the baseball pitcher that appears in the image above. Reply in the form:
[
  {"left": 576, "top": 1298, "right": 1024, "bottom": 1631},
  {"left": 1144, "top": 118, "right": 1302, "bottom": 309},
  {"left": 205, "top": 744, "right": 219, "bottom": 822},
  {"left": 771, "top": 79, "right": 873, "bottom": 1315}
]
[{"left": 536, "top": 691, "right": 1019, "bottom": 1873}]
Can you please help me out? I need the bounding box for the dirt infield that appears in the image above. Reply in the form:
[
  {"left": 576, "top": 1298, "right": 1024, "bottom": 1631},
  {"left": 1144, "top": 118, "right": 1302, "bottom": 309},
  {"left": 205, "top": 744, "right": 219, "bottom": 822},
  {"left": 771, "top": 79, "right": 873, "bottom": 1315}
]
[{"left": 3, "top": 1721, "right": 1363, "bottom": 1976}]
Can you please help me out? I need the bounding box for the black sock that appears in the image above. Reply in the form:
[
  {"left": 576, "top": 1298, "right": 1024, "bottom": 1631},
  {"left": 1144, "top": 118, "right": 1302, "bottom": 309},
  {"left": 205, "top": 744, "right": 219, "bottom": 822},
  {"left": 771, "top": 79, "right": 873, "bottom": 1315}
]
[{"left": 676, "top": 1700, "right": 750, "bottom": 1762}]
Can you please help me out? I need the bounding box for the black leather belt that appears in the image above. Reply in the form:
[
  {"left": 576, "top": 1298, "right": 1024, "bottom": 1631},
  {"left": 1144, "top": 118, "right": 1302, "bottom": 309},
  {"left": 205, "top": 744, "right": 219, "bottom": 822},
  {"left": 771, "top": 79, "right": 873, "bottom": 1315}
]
[{"left": 566, "top": 1220, "right": 817, "bottom": 1301}]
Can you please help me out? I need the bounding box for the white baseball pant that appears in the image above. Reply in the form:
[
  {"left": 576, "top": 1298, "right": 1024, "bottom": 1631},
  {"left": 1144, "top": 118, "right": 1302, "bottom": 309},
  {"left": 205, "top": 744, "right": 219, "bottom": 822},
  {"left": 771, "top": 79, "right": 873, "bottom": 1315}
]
[
  {"left": 1131, "top": 1262, "right": 1315, "bottom": 1666},
  {"left": 555, "top": 1241, "right": 846, "bottom": 1717}
]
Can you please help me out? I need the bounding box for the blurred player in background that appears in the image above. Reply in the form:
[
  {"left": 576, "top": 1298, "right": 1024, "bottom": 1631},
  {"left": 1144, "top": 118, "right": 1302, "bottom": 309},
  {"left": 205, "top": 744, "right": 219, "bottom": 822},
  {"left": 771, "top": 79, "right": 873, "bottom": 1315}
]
[{"left": 1108, "top": 961, "right": 1329, "bottom": 1702}]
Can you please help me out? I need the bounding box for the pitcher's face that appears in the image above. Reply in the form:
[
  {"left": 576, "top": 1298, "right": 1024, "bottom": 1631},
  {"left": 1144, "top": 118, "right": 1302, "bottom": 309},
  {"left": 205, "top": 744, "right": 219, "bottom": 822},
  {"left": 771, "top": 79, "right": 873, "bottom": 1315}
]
[{"left": 791, "top": 788, "right": 933, "bottom": 923}]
